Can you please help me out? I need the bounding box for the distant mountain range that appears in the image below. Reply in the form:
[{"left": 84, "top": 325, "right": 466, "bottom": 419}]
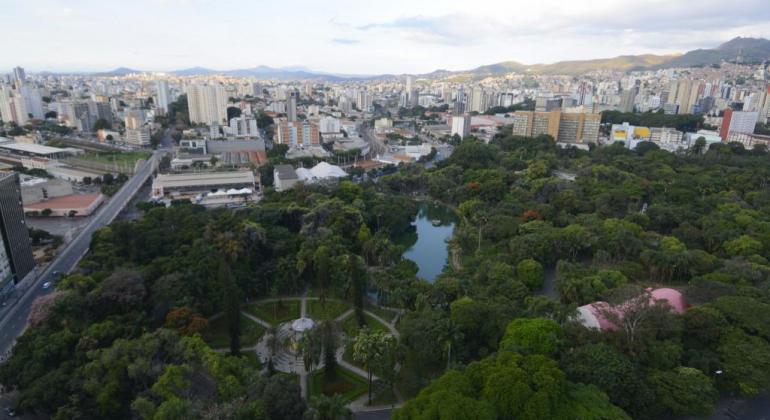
[
  {"left": 58, "top": 37, "right": 770, "bottom": 80},
  {"left": 453, "top": 37, "right": 770, "bottom": 78}
]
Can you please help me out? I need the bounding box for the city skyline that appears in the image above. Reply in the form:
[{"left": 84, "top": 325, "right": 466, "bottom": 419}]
[{"left": 3, "top": 0, "right": 770, "bottom": 74}]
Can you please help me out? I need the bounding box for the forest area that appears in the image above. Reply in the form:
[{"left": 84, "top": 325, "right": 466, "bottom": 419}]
[{"left": 3, "top": 129, "right": 770, "bottom": 419}]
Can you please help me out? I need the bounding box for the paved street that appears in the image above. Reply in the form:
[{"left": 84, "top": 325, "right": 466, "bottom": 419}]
[{"left": 0, "top": 150, "right": 164, "bottom": 356}]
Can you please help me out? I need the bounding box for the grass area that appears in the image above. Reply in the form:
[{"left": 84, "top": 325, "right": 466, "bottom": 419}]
[
  {"left": 341, "top": 312, "right": 389, "bottom": 338},
  {"left": 80, "top": 151, "right": 151, "bottom": 166},
  {"left": 308, "top": 365, "right": 367, "bottom": 403},
  {"left": 202, "top": 313, "right": 265, "bottom": 349},
  {"left": 307, "top": 299, "right": 351, "bottom": 320},
  {"left": 244, "top": 300, "right": 301, "bottom": 325},
  {"left": 365, "top": 304, "right": 398, "bottom": 323}
]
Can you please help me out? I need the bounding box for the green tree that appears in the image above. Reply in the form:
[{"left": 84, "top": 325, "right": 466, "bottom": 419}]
[
  {"left": 649, "top": 367, "right": 717, "bottom": 417},
  {"left": 499, "top": 318, "right": 562, "bottom": 356},
  {"left": 352, "top": 328, "right": 395, "bottom": 404},
  {"left": 220, "top": 260, "right": 241, "bottom": 355},
  {"left": 516, "top": 259, "right": 544, "bottom": 290}
]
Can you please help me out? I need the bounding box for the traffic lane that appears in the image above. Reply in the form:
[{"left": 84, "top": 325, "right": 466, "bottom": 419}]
[{"left": 0, "top": 157, "right": 157, "bottom": 353}]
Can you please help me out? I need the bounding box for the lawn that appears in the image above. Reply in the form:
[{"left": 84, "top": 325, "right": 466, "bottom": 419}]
[
  {"left": 80, "top": 151, "right": 151, "bottom": 166},
  {"left": 307, "top": 299, "right": 351, "bottom": 320},
  {"left": 308, "top": 365, "right": 367, "bottom": 403},
  {"left": 244, "top": 299, "right": 301, "bottom": 325},
  {"left": 341, "top": 312, "right": 389, "bottom": 338},
  {"left": 202, "top": 313, "right": 265, "bottom": 349},
  {"left": 364, "top": 305, "right": 398, "bottom": 323}
]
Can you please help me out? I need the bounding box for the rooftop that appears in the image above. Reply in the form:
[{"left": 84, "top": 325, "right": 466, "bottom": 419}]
[
  {"left": 25, "top": 194, "right": 102, "bottom": 210},
  {"left": 274, "top": 164, "right": 298, "bottom": 180},
  {"left": 0, "top": 142, "right": 70, "bottom": 155},
  {"left": 154, "top": 171, "right": 256, "bottom": 188}
]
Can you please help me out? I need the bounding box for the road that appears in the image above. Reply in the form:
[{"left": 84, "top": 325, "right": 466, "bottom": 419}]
[{"left": 0, "top": 149, "right": 164, "bottom": 356}]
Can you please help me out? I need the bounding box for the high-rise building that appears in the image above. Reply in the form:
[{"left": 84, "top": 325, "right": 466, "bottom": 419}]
[
  {"left": 451, "top": 114, "right": 471, "bottom": 138},
  {"left": 12, "top": 67, "right": 26, "bottom": 88},
  {"left": 276, "top": 121, "right": 320, "bottom": 147},
  {"left": 318, "top": 116, "right": 340, "bottom": 134},
  {"left": 0, "top": 172, "right": 35, "bottom": 293},
  {"left": 20, "top": 86, "right": 44, "bottom": 120},
  {"left": 405, "top": 76, "right": 413, "bottom": 97},
  {"left": 720, "top": 108, "right": 759, "bottom": 140},
  {"left": 468, "top": 87, "right": 486, "bottom": 113},
  {"left": 186, "top": 83, "right": 227, "bottom": 125},
  {"left": 229, "top": 116, "right": 259, "bottom": 137},
  {"left": 156, "top": 80, "right": 170, "bottom": 115},
  {"left": 287, "top": 90, "right": 298, "bottom": 122},
  {"left": 356, "top": 90, "right": 372, "bottom": 112},
  {"left": 512, "top": 110, "right": 600, "bottom": 144}
]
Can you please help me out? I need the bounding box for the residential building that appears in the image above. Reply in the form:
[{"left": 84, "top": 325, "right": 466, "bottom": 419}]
[
  {"left": 156, "top": 80, "right": 170, "bottom": 115},
  {"left": 276, "top": 121, "right": 320, "bottom": 147},
  {"left": 512, "top": 110, "right": 600, "bottom": 144},
  {"left": 450, "top": 114, "right": 471, "bottom": 138},
  {"left": 228, "top": 116, "right": 259, "bottom": 137},
  {"left": 186, "top": 83, "right": 227, "bottom": 125},
  {"left": 720, "top": 108, "right": 759, "bottom": 140},
  {"left": 125, "top": 128, "right": 151, "bottom": 146},
  {"left": 318, "top": 116, "right": 340, "bottom": 134}
]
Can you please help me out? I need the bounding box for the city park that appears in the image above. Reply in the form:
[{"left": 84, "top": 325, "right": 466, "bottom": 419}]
[{"left": 201, "top": 292, "right": 403, "bottom": 411}]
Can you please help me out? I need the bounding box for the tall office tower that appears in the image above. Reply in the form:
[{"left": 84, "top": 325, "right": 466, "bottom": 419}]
[
  {"left": 0, "top": 173, "right": 35, "bottom": 293},
  {"left": 409, "top": 89, "right": 419, "bottom": 108},
  {"left": 156, "top": 80, "right": 170, "bottom": 115},
  {"left": 287, "top": 90, "right": 298, "bottom": 122},
  {"left": 405, "top": 76, "right": 413, "bottom": 99},
  {"left": 186, "top": 83, "right": 227, "bottom": 125},
  {"left": 468, "top": 87, "right": 486, "bottom": 113},
  {"left": 12, "top": 67, "right": 26, "bottom": 88}
]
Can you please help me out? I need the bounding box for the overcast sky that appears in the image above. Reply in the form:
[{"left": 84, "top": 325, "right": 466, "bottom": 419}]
[{"left": 2, "top": 0, "right": 770, "bottom": 74}]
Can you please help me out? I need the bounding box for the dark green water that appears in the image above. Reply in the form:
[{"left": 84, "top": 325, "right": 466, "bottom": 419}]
[{"left": 399, "top": 203, "right": 458, "bottom": 282}]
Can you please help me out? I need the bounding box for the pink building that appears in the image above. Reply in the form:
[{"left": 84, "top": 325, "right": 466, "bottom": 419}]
[{"left": 576, "top": 288, "right": 687, "bottom": 330}]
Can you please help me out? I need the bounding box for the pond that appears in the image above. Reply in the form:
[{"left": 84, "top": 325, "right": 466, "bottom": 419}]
[{"left": 397, "top": 202, "right": 458, "bottom": 282}]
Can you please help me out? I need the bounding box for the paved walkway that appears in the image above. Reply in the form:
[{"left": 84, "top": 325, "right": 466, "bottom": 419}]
[{"left": 212, "top": 296, "right": 404, "bottom": 411}]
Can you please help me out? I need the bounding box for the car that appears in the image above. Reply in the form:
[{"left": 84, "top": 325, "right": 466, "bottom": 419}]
[{"left": 42, "top": 282, "right": 52, "bottom": 289}]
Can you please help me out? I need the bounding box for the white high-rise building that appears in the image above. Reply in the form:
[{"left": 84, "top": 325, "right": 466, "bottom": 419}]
[
  {"left": 156, "top": 80, "right": 170, "bottom": 115},
  {"left": 318, "top": 116, "right": 340, "bottom": 134},
  {"left": 451, "top": 114, "right": 471, "bottom": 138},
  {"left": 186, "top": 83, "right": 227, "bottom": 125},
  {"left": 228, "top": 116, "right": 259, "bottom": 137}
]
